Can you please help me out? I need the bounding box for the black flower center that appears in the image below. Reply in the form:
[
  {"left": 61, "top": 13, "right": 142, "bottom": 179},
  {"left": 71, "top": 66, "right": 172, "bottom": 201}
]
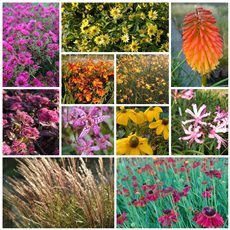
[
  {"left": 205, "top": 208, "right": 216, "bottom": 217},
  {"left": 162, "top": 119, "right": 168, "bottom": 125},
  {"left": 163, "top": 209, "right": 172, "bottom": 215},
  {"left": 129, "top": 136, "right": 139, "bottom": 148}
]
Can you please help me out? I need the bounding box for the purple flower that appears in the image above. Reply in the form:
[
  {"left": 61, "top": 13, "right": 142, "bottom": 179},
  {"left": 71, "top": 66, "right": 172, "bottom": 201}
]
[
  {"left": 12, "top": 140, "right": 27, "bottom": 154},
  {"left": 182, "top": 104, "right": 211, "bottom": 127},
  {"left": 96, "top": 134, "right": 112, "bottom": 150},
  {"left": 33, "top": 31, "right": 40, "bottom": 37},
  {"left": 179, "top": 125, "right": 204, "bottom": 147},
  {"left": 3, "top": 143, "right": 12, "bottom": 155},
  {"left": 76, "top": 138, "right": 100, "bottom": 155},
  {"left": 38, "top": 108, "right": 59, "bottom": 123},
  {"left": 22, "top": 127, "right": 40, "bottom": 140},
  {"left": 32, "top": 78, "right": 45, "bottom": 87},
  {"left": 71, "top": 107, "right": 110, "bottom": 138},
  {"left": 36, "top": 40, "right": 43, "bottom": 47},
  {"left": 15, "top": 110, "right": 34, "bottom": 125},
  {"left": 14, "top": 71, "right": 30, "bottom": 87}
]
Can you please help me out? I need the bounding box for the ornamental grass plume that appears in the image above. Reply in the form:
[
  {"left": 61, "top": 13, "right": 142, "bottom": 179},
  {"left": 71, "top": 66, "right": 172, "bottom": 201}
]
[
  {"left": 3, "top": 158, "right": 114, "bottom": 228},
  {"left": 182, "top": 7, "right": 223, "bottom": 86}
]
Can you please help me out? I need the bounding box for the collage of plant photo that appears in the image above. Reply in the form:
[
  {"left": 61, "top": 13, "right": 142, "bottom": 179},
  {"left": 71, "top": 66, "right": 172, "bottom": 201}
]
[{"left": 1, "top": 1, "right": 229, "bottom": 229}]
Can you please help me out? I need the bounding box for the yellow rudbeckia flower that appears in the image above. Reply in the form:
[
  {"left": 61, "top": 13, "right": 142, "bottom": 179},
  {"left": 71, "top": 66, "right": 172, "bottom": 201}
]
[
  {"left": 116, "top": 107, "right": 137, "bottom": 126},
  {"left": 117, "top": 133, "right": 153, "bottom": 155},
  {"left": 149, "top": 119, "right": 169, "bottom": 140},
  {"left": 144, "top": 107, "right": 163, "bottom": 122}
]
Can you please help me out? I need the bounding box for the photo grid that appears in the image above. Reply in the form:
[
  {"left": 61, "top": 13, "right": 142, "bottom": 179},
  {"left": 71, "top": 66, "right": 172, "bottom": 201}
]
[{"left": 1, "top": 0, "right": 229, "bottom": 229}]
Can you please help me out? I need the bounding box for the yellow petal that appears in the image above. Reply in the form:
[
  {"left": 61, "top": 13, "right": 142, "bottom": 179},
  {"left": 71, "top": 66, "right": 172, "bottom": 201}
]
[
  {"left": 117, "top": 112, "right": 128, "bottom": 126},
  {"left": 116, "top": 138, "right": 128, "bottom": 154},
  {"left": 156, "top": 124, "right": 164, "bottom": 135},
  {"left": 127, "top": 110, "right": 138, "bottom": 123},
  {"left": 163, "top": 126, "right": 169, "bottom": 140},
  {"left": 130, "top": 147, "right": 141, "bottom": 155},
  {"left": 149, "top": 120, "right": 162, "bottom": 129},
  {"left": 139, "top": 142, "right": 153, "bottom": 155}
]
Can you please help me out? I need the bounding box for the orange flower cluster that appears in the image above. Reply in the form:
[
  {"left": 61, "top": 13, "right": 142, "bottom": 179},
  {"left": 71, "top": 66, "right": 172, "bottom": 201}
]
[
  {"left": 63, "top": 59, "right": 114, "bottom": 104},
  {"left": 183, "top": 7, "right": 223, "bottom": 76}
]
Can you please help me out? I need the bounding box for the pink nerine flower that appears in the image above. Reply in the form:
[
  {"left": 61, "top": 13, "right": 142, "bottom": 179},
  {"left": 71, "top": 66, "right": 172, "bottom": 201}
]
[
  {"left": 182, "top": 104, "right": 211, "bottom": 127},
  {"left": 208, "top": 123, "right": 228, "bottom": 149},
  {"left": 173, "top": 89, "right": 194, "bottom": 102},
  {"left": 179, "top": 125, "right": 204, "bottom": 147}
]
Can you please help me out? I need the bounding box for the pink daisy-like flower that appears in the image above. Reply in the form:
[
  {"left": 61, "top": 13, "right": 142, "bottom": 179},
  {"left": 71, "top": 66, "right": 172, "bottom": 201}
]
[
  {"left": 117, "top": 212, "right": 128, "bottom": 226},
  {"left": 182, "top": 104, "right": 211, "bottom": 127},
  {"left": 179, "top": 125, "right": 204, "bottom": 147},
  {"left": 193, "top": 207, "right": 224, "bottom": 228},
  {"left": 158, "top": 209, "right": 178, "bottom": 227},
  {"left": 202, "top": 191, "right": 212, "bottom": 198}
]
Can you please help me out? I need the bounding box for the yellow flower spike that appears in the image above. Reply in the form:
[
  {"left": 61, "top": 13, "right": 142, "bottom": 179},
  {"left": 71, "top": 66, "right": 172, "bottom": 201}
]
[
  {"left": 117, "top": 133, "right": 153, "bottom": 155},
  {"left": 144, "top": 107, "right": 163, "bottom": 122},
  {"left": 149, "top": 119, "right": 169, "bottom": 140},
  {"left": 116, "top": 107, "right": 138, "bottom": 126}
]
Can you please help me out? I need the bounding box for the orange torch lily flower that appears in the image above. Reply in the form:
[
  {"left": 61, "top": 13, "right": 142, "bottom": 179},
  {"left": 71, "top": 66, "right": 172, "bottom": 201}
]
[{"left": 182, "top": 7, "right": 223, "bottom": 78}]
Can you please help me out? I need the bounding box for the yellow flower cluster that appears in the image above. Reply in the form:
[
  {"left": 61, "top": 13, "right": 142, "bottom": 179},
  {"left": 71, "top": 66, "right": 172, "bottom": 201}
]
[
  {"left": 62, "top": 3, "right": 169, "bottom": 52},
  {"left": 116, "top": 107, "right": 169, "bottom": 155},
  {"left": 117, "top": 55, "right": 169, "bottom": 104}
]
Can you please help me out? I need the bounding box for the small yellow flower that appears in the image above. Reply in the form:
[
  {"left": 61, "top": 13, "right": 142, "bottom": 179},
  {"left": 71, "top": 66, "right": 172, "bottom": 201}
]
[
  {"left": 149, "top": 119, "right": 169, "bottom": 140},
  {"left": 110, "top": 7, "right": 121, "bottom": 19},
  {"left": 117, "top": 133, "right": 153, "bottom": 155},
  {"left": 148, "top": 10, "right": 158, "bottom": 20},
  {"left": 129, "top": 40, "right": 139, "bottom": 52},
  {"left": 144, "top": 107, "right": 163, "bottom": 122},
  {"left": 116, "top": 107, "right": 137, "bottom": 126},
  {"left": 121, "top": 34, "right": 129, "bottom": 43},
  {"left": 147, "top": 24, "right": 157, "bottom": 37},
  {"left": 85, "top": 4, "right": 92, "bottom": 11},
  {"left": 89, "top": 26, "right": 100, "bottom": 37},
  {"left": 92, "top": 47, "right": 99, "bottom": 52}
]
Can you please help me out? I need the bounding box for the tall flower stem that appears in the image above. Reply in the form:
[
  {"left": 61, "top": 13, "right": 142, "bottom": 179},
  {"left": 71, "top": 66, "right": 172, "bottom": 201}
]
[{"left": 201, "top": 75, "right": 207, "bottom": 87}]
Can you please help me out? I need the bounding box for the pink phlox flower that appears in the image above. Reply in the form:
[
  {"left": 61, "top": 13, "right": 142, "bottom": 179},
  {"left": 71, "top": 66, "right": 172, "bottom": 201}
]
[
  {"left": 179, "top": 125, "right": 204, "bottom": 147},
  {"left": 182, "top": 104, "right": 210, "bottom": 127}
]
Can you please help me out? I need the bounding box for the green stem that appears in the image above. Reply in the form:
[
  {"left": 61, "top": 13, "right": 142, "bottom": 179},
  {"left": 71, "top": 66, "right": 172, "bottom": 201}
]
[{"left": 201, "top": 75, "right": 207, "bottom": 87}]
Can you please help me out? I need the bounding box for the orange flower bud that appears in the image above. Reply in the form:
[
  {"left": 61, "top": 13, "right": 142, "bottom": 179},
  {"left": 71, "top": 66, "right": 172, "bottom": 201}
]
[{"left": 183, "top": 7, "right": 223, "bottom": 76}]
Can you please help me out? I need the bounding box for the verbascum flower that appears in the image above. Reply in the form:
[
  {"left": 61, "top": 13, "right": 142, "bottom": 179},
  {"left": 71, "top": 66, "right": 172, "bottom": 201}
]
[{"left": 182, "top": 7, "right": 223, "bottom": 76}]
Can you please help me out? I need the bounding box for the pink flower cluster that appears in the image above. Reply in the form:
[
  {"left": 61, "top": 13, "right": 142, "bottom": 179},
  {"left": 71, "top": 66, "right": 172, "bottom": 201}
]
[
  {"left": 3, "top": 90, "right": 59, "bottom": 155},
  {"left": 179, "top": 104, "right": 228, "bottom": 150},
  {"left": 3, "top": 3, "right": 59, "bottom": 87}
]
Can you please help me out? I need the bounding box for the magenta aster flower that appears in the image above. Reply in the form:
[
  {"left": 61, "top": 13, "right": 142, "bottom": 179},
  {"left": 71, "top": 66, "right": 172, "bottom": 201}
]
[
  {"left": 193, "top": 207, "right": 224, "bottom": 228},
  {"left": 158, "top": 209, "right": 178, "bottom": 227},
  {"left": 182, "top": 104, "right": 211, "bottom": 127},
  {"left": 179, "top": 125, "right": 204, "bottom": 147}
]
